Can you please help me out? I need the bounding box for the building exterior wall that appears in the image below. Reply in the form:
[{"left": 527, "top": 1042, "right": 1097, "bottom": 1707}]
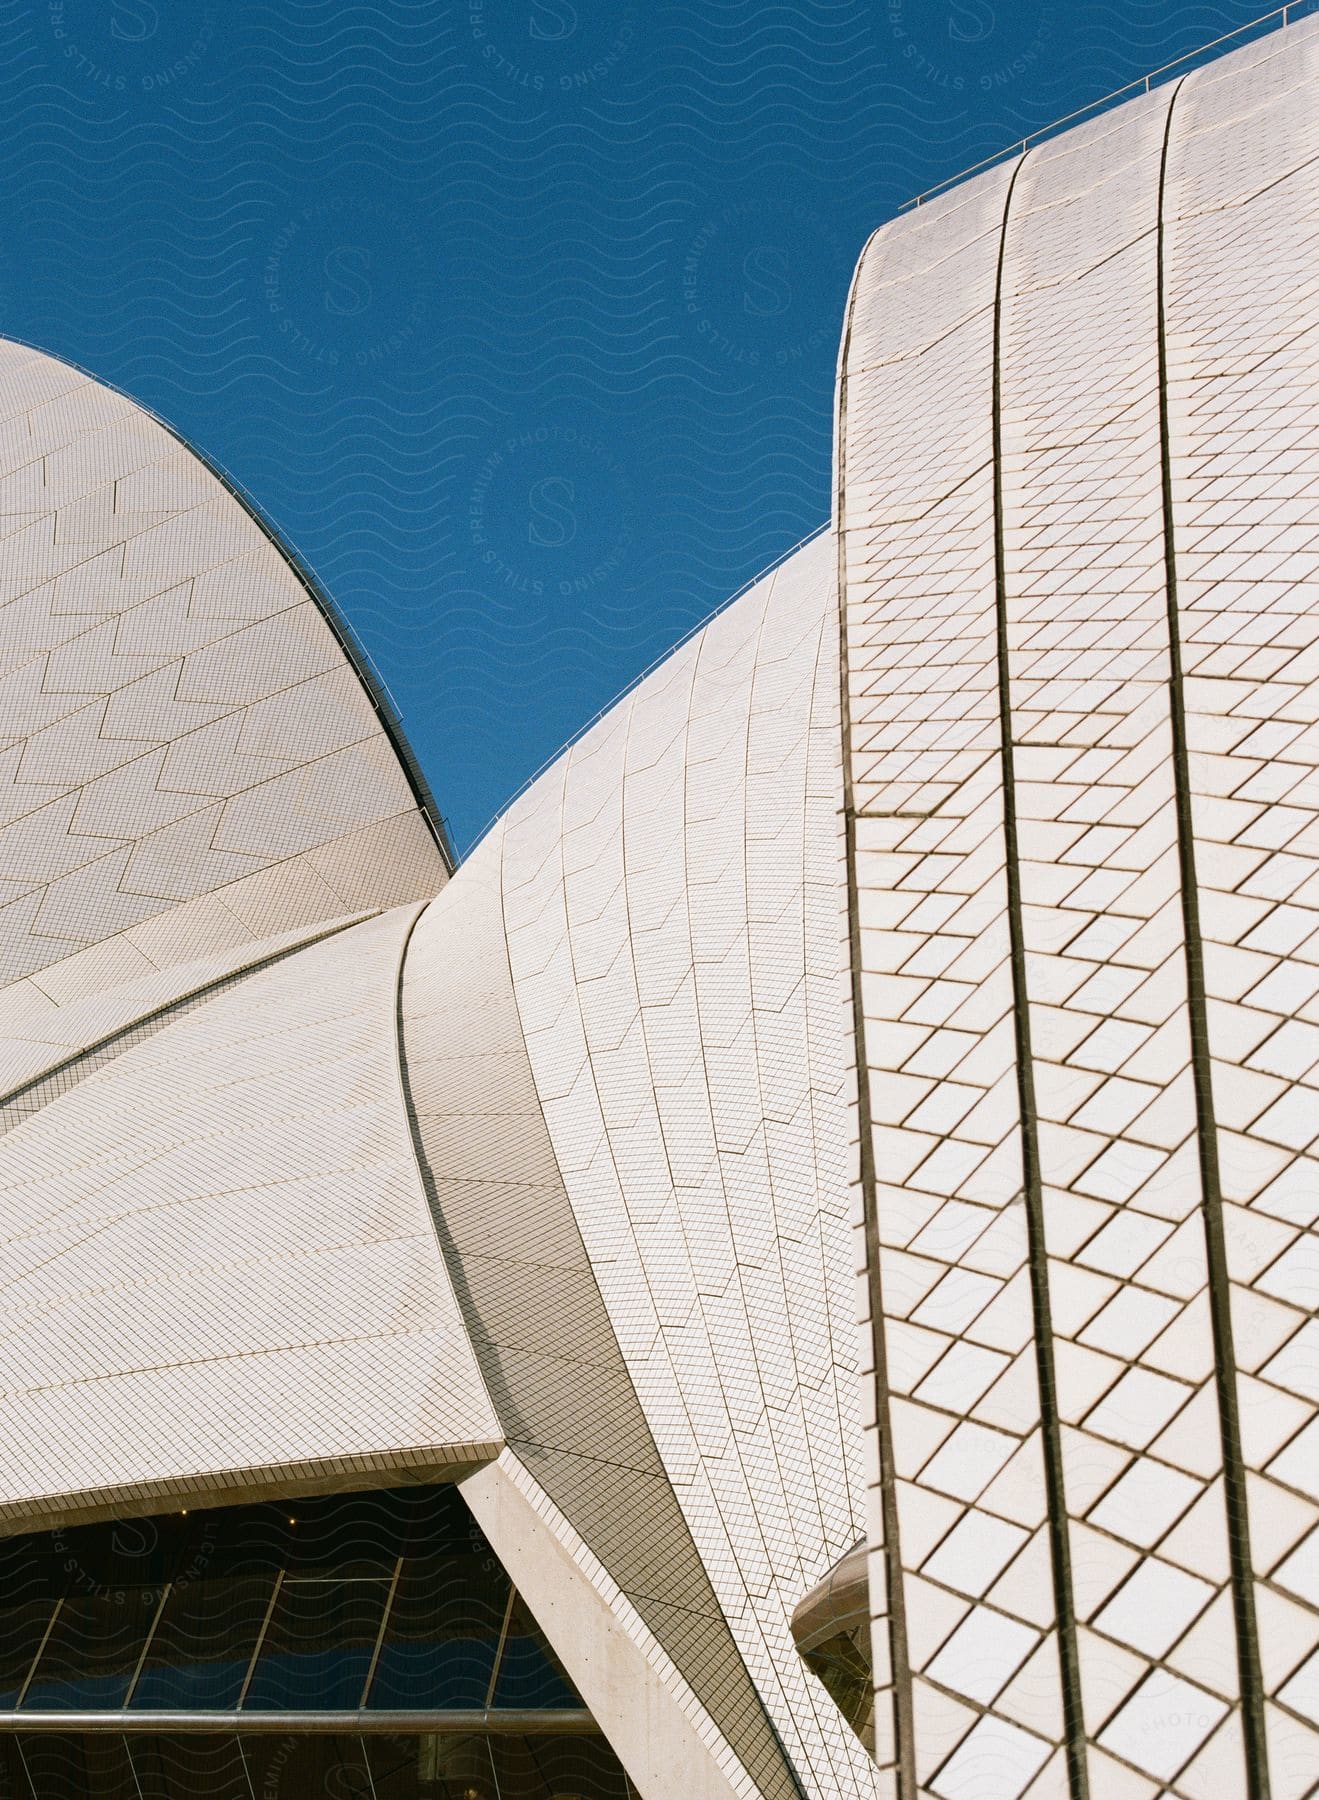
[
  {"left": 400, "top": 828, "right": 798, "bottom": 1800},
  {"left": 0, "top": 17, "right": 1312, "bottom": 1800},
  {"left": 838, "top": 15, "right": 1319, "bottom": 1798},
  {"left": 0, "top": 904, "right": 500, "bottom": 1529},
  {"left": 480, "top": 531, "right": 875, "bottom": 1800},
  {"left": 0, "top": 1480, "right": 628, "bottom": 1800}
]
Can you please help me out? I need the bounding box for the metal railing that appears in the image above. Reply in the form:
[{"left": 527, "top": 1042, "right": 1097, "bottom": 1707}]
[
  {"left": 0, "top": 1710, "right": 600, "bottom": 1735},
  {"left": 904, "top": 0, "right": 1316, "bottom": 210}
]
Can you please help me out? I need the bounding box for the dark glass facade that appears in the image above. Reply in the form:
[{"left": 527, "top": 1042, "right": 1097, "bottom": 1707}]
[
  {"left": 0, "top": 1485, "right": 632, "bottom": 1799},
  {"left": 0, "top": 1733, "right": 631, "bottom": 1799}
]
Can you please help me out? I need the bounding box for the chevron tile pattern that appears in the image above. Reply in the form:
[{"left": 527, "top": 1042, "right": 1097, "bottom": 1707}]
[
  {"left": 0, "top": 341, "right": 446, "bottom": 1024},
  {"left": 841, "top": 160, "right": 1070, "bottom": 1800},
  {"left": 1000, "top": 88, "right": 1238, "bottom": 1800},
  {"left": 0, "top": 909, "right": 373, "bottom": 1133},
  {"left": 498, "top": 533, "right": 878, "bottom": 1800},
  {"left": 401, "top": 832, "right": 800, "bottom": 1800}
]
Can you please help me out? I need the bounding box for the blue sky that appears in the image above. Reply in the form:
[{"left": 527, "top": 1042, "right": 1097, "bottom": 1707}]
[{"left": 0, "top": 0, "right": 1289, "bottom": 849}]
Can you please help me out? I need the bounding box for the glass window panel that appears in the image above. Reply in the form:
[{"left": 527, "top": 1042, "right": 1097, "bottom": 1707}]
[
  {"left": 16, "top": 1734, "right": 140, "bottom": 1800},
  {"left": 488, "top": 1733, "right": 634, "bottom": 1800},
  {"left": 481, "top": 1734, "right": 553, "bottom": 1800},
  {"left": 0, "top": 1603, "right": 58, "bottom": 1709},
  {"left": 130, "top": 1573, "right": 276, "bottom": 1711},
  {"left": 261, "top": 1490, "right": 406, "bottom": 1580},
  {"left": 0, "top": 1532, "right": 66, "bottom": 1710},
  {"left": 129, "top": 1734, "right": 255, "bottom": 1800},
  {"left": 242, "top": 1580, "right": 388, "bottom": 1711},
  {"left": 0, "top": 1532, "right": 64, "bottom": 1609},
  {"left": 0, "top": 1738, "right": 31, "bottom": 1798},
  {"left": 492, "top": 1597, "right": 581, "bottom": 1711},
  {"left": 360, "top": 1733, "right": 427, "bottom": 1799},
  {"left": 187, "top": 1504, "right": 299, "bottom": 1583},
  {"left": 53, "top": 1514, "right": 186, "bottom": 1591},
  {"left": 391, "top": 1485, "right": 491, "bottom": 1562},
  {"left": 367, "top": 1556, "right": 510, "bottom": 1711},
  {"left": 801, "top": 1625, "right": 872, "bottom": 1738},
  {"left": 0, "top": 1482, "right": 592, "bottom": 1734},
  {"left": 0, "top": 1732, "right": 630, "bottom": 1800},
  {"left": 174, "top": 1508, "right": 282, "bottom": 1583},
  {"left": 242, "top": 1734, "right": 374, "bottom": 1799},
  {"left": 22, "top": 1585, "right": 165, "bottom": 1711},
  {"left": 370, "top": 1731, "right": 500, "bottom": 1800}
]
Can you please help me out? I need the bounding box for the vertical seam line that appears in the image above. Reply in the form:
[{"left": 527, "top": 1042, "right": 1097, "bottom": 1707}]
[
  {"left": 123, "top": 1583, "right": 172, "bottom": 1709},
  {"left": 834, "top": 228, "right": 918, "bottom": 1800},
  {"left": 483, "top": 1582, "right": 518, "bottom": 1711},
  {"left": 237, "top": 1570, "right": 283, "bottom": 1709},
  {"left": 1155, "top": 76, "right": 1270, "bottom": 1800},
  {"left": 990, "top": 150, "right": 1091, "bottom": 1800},
  {"left": 361, "top": 1554, "right": 404, "bottom": 1709},
  {"left": 16, "top": 1597, "right": 63, "bottom": 1710}
]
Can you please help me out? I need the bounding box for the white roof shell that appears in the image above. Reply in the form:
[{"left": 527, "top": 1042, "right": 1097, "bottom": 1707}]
[
  {"left": 0, "top": 17, "right": 1313, "bottom": 1800},
  {"left": 0, "top": 340, "right": 448, "bottom": 1023},
  {"left": 839, "top": 16, "right": 1319, "bottom": 1799}
]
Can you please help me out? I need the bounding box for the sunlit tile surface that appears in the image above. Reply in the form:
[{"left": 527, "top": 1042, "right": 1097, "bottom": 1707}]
[
  {"left": 840, "top": 14, "right": 1319, "bottom": 1798},
  {"left": 0, "top": 15, "right": 1313, "bottom": 1800}
]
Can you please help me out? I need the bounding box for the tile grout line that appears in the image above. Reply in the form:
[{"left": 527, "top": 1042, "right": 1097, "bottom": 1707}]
[
  {"left": 397, "top": 848, "right": 805, "bottom": 1800},
  {"left": 990, "top": 149, "right": 1091, "bottom": 1800},
  {"left": 833, "top": 229, "right": 918, "bottom": 1800},
  {"left": 1154, "top": 76, "right": 1271, "bottom": 1800}
]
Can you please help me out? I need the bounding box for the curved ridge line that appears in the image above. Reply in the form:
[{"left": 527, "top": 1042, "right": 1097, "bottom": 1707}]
[
  {"left": 833, "top": 226, "right": 916, "bottom": 1799},
  {"left": 394, "top": 836, "right": 801, "bottom": 1800},
  {"left": 388, "top": 891, "right": 503, "bottom": 1449},
  {"left": 469, "top": 520, "right": 829, "bottom": 850},
  {"left": 990, "top": 147, "right": 1090, "bottom": 1800},
  {"left": 0, "top": 910, "right": 377, "bottom": 1124},
  {"left": 1155, "top": 74, "right": 1269, "bottom": 1800},
  {"left": 0, "top": 333, "right": 456, "bottom": 873}
]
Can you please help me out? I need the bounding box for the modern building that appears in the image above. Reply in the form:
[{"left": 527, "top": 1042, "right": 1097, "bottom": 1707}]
[{"left": 0, "top": 13, "right": 1312, "bottom": 1799}]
